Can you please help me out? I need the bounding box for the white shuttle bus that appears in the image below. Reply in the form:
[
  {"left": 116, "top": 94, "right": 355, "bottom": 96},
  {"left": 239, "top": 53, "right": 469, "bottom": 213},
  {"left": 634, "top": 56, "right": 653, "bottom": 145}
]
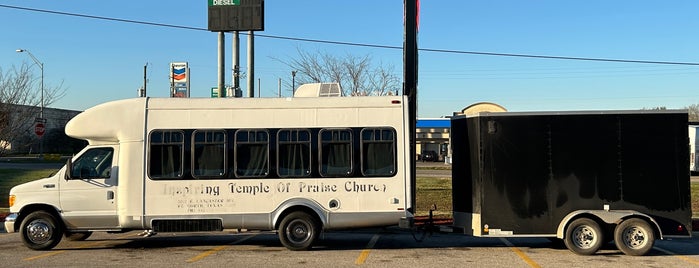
[{"left": 5, "top": 95, "right": 413, "bottom": 250}]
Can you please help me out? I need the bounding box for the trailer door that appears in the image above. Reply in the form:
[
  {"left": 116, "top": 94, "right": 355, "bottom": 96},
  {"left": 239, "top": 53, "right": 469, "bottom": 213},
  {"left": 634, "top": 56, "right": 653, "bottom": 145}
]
[{"left": 60, "top": 146, "right": 119, "bottom": 229}]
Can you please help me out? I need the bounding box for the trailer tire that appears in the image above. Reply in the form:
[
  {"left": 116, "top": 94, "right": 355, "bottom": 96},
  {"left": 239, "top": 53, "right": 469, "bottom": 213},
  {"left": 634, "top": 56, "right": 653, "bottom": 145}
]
[
  {"left": 614, "top": 218, "right": 655, "bottom": 256},
  {"left": 20, "top": 211, "right": 63, "bottom": 250},
  {"left": 564, "top": 218, "right": 604, "bottom": 255},
  {"left": 64, "top": 231, "right": 93, "bottom": 241},
  {"left": 278, "top": 211, "right": 320, "bottom": 251}
]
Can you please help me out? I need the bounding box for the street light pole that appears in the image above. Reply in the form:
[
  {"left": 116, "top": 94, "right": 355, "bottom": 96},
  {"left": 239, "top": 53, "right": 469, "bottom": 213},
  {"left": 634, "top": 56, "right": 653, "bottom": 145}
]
[{"left": 16, "top": 49, "right": 44, "bottom": 157}]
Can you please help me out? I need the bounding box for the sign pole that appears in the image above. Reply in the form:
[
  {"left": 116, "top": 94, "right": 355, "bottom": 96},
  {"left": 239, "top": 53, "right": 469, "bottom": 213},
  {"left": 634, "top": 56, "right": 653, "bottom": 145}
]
[{"left": 218, "top": 31, "right": 225, "bottom": 98}]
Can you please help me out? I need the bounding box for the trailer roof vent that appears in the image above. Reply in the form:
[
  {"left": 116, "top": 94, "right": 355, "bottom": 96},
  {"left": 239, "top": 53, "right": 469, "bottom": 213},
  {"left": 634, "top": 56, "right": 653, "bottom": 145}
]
[{"left": 294, "top": 83, "right": 342, "bottom": 97}]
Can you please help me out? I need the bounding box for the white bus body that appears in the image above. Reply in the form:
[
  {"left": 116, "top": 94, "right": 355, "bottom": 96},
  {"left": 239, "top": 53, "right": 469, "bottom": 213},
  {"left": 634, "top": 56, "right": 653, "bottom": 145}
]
[
  {"left": 5, "top": 96, "right": 413, "bottom": 250},
  {"left": 691, "top": 125, "right": 698, "bottom": 174}
]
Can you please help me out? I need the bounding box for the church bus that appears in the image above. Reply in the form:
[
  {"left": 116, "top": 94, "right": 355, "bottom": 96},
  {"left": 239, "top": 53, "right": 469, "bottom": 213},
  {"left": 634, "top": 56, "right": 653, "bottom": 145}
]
[{"left": 5, "top": 95, "right": 414, "bottom": 250}]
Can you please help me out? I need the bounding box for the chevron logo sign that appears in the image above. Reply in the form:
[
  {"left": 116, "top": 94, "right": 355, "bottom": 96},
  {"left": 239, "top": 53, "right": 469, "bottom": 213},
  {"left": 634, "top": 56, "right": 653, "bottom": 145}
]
[{"left": 170, "top": 62, "right": 188, "bottom": 83}]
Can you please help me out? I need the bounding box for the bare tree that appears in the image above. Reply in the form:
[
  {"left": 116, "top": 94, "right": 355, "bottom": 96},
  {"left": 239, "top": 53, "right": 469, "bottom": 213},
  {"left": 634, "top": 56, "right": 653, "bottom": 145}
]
[
  {"left": 273, "top": 48, "right": 400, "bottom": 97},
  {"left": 0, "top": 63, "right": 65, "bottom": 156},
  {"left": 684, "top": 103, "right": 699, "bottom": 122}
]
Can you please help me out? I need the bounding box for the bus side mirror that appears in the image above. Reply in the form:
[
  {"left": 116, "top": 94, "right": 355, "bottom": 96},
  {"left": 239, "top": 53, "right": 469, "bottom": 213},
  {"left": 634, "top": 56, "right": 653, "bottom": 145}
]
[{"left": 65, "top": 159, "right": 73, "bottom": 180}]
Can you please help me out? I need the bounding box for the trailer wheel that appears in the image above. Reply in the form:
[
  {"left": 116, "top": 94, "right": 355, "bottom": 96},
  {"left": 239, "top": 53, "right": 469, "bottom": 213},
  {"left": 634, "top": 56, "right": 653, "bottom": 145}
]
[
  {"left": 64, "top": 231, "right": 93, "bottom": 241},
  {"left": 564, "top": 218, "right": 604, "bottom": 255},
  {"left": 20, "top": 211, "right": 63, "bottom": 250},
  {"left": 614, "top": 218, "right": 655, "bottom": 256},
  {"left": 278, "top": 211, "right": 320, "bottom": 251}
]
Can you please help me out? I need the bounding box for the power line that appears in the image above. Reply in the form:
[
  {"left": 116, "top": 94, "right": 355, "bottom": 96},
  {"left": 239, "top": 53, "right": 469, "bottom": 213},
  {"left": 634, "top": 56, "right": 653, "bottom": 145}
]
[{"left": 4, "top": 4, "right": 699, "bottom": 67}]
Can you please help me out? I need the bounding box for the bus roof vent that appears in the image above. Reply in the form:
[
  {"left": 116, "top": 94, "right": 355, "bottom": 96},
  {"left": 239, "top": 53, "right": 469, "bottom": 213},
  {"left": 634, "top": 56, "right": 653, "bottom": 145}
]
[{"left": 294, "top": 83, "right": 342, "bottom": 97}]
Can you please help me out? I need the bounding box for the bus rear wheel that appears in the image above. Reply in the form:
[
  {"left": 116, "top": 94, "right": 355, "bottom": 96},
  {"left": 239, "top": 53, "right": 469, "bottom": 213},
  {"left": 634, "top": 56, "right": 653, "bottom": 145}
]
[
  {"left": 20, "top": 211, "right": 63, "bottom": 250},
  {"left": 614, "top": 218, "right": 655, "bottom": 256},
  {"left": 278, "top": 211, "right": 320, "bottom": 251}
]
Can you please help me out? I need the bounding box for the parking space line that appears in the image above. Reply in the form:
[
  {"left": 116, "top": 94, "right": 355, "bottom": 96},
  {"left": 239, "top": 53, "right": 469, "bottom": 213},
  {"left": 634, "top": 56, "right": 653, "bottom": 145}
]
[
  {"left": 499, "top": 238, "right": 542, "bottom": 268},
  {"left": 23, "top": 250, "right": 66, "bottom": 261},
  {"left": 654, "top": 246, "right": 699, "bottom": 265},
  {"left": 186, "top": 234, "right": 258, "bottom": 263},
  {"left": 354, "top": 233, "right": 381, "bottom": 265}
]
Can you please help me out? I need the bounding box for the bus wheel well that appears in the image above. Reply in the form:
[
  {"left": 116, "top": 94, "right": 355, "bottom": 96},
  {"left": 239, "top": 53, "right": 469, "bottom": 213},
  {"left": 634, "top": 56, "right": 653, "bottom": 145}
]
[
  {"left": 16, "top": 204, "right": 63, "bottom": 231},
  {"left": 275, "top": 206, "right": 323, "bottom": 230}
]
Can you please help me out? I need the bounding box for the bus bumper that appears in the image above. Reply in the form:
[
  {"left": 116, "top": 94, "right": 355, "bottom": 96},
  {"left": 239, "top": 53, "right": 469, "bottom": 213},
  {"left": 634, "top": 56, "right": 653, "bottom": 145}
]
[{"left": 3, "top": 213, "right": 17, "bottom": 233}]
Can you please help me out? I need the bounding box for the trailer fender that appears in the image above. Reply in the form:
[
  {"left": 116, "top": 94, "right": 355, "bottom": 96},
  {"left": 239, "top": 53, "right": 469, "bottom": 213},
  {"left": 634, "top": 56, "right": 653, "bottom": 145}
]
[{"left": 556, "top": 210, "right": 662, "bottom": 239}]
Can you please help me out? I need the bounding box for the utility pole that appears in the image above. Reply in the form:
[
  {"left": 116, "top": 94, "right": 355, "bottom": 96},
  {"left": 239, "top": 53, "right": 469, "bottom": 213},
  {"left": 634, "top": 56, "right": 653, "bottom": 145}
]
[
  {"left": 404, "top": 0, "right": 418, "bottom": 215},
  {"left": 140, "top": 63, "right": 147, "bottom": 97},
  {"left": 291, "top": 70, "right": 297, "bottom": 95}
]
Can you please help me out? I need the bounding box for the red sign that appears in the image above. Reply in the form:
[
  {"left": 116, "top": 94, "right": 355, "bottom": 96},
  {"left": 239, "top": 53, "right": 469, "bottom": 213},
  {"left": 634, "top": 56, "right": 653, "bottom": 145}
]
[{"left": 35, "top": 123, "right": 45, "bottom": 137}]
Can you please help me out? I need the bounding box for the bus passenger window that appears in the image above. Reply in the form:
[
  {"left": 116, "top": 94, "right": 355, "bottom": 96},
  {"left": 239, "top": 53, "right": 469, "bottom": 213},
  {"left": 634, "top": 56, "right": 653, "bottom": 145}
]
[
  {"left": 149, "top": 130, "right": 184, "bottom": 179},
  {"left": 320, "top": 129, "right": 352, "bottom": 177},
  {"left": 361, "top": 128, "right": 396, "bottom": 176},
  {"left": 235, "top": 130, "right": 269, "bottom": 177},
  {"left": 193, "top": 130, "right": 226, "bottom": 178},
  {"left": 278, "top": 129, "right": 311, "bottom": 177}
]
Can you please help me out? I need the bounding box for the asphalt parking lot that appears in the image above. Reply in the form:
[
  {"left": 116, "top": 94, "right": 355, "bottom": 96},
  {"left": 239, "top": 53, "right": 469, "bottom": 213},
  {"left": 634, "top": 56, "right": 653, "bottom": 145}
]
[{"left": 1, "top": 228, "right": 698, "bottom": 267}]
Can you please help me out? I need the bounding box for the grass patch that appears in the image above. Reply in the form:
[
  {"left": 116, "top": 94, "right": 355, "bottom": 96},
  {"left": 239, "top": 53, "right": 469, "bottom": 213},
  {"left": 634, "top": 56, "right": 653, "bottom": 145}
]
[
  {"left": 0, "top": 169, "right": 57, "bottom": 208},
  {"left": 415, "top": 177, "right": 452, "bottom": 218}
]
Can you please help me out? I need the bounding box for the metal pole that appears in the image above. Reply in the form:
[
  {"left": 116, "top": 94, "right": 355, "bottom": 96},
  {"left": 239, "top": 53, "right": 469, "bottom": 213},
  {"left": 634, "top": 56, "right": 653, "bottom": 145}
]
[
  {"left": 16, "top": 49, "right": 44, "bottom": 157},
  {"left": 233, "top": 31, "right": 240, "bottom": 97},
  {"left": 291, "top": 71, "right": 297, "bottom": 95},
  {"left": 142, "top": 63, "right": 147, "bottom": 97},
  {"left": 278, "top": 78, "right": 282, "bottom": 97},
  {"left": 247, "top": 31, "right": 254, "bottom": 97},
  {"left": 39, "top": 61, "right": 44, "bottom": 157},
  {"left": 218, "top": 31, "right": 225, "bottom": 98},
  {"left": 404, "top": 0, "right": 418, "bottom": 215}
]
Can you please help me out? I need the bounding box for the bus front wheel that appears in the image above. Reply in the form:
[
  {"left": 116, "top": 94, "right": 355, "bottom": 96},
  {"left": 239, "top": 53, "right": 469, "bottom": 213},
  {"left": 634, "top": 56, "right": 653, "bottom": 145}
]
[
  {"left": 278, "top": 211, "right": 320, "bottom": 251},
  {"left": 19, "top": 211, "right": 63, "bottom": 250}
]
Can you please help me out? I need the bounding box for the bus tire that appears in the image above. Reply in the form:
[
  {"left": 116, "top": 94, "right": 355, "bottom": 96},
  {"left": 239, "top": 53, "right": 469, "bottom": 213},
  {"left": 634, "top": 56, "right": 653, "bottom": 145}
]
[
  {"left": 564, "top": 218, "right": 604, "bottom": 255},
  {"left": 614, "top": 218, "right": 655, "bottom": 256},
  {"left": 20, "top": 211, "right": 63, "bottom": 250},
  {"left": 65, "top": 231, "right": 93, "bottom": 241},
  {"left": 278, "top": 211, "right": 320, "bottom": 251}
]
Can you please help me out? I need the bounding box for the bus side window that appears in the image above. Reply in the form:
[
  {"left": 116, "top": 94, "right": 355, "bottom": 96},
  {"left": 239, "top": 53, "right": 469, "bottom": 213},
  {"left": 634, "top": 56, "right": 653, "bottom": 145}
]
[
  {"left": 277, "top": 129, "right": 311, "bottom": 177},
  {"left": 149, "top": 130, "right": 184, "bottom": 179},
  {"left": 361, "top": 128, "right": 396, "bottom": 176},
  {"left": 235, "top": 129, "right": 270, "bottom": 177},
  {"left": 192, "top": 130, "right": 226, "bottom": 178},
  {"left": 320, "top": 129, "right": 353, "bottom": 177}
]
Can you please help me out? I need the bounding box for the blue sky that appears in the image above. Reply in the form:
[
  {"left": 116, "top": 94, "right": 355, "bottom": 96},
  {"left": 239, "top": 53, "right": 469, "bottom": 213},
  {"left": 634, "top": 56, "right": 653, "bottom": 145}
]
[{"left": 2, "top": 1, "right": 699, "bottom": 117}]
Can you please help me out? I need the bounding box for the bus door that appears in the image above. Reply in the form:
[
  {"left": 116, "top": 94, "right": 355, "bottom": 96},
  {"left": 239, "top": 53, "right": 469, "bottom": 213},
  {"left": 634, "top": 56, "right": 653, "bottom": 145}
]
[{"left": 60, "top": 146, "right": 119, "bottom": 228}]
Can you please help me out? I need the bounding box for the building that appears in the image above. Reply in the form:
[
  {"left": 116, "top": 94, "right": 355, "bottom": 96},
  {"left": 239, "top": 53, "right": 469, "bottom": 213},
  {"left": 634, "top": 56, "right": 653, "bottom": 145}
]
[{"left": 0, "top": 104, "right": 81, "bottom": 154}]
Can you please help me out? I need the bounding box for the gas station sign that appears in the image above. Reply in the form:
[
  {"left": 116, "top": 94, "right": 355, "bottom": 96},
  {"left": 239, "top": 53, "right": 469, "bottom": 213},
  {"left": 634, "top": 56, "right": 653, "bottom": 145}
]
[{"left": 207, "top": 0, "right": 264, "bottom": 31}]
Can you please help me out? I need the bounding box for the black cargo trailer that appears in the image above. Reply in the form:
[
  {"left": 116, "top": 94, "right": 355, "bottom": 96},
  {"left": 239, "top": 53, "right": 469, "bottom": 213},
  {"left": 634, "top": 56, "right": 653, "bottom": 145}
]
[{"left": 451, "top": 110, "right": 692, "bottom": 256}]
